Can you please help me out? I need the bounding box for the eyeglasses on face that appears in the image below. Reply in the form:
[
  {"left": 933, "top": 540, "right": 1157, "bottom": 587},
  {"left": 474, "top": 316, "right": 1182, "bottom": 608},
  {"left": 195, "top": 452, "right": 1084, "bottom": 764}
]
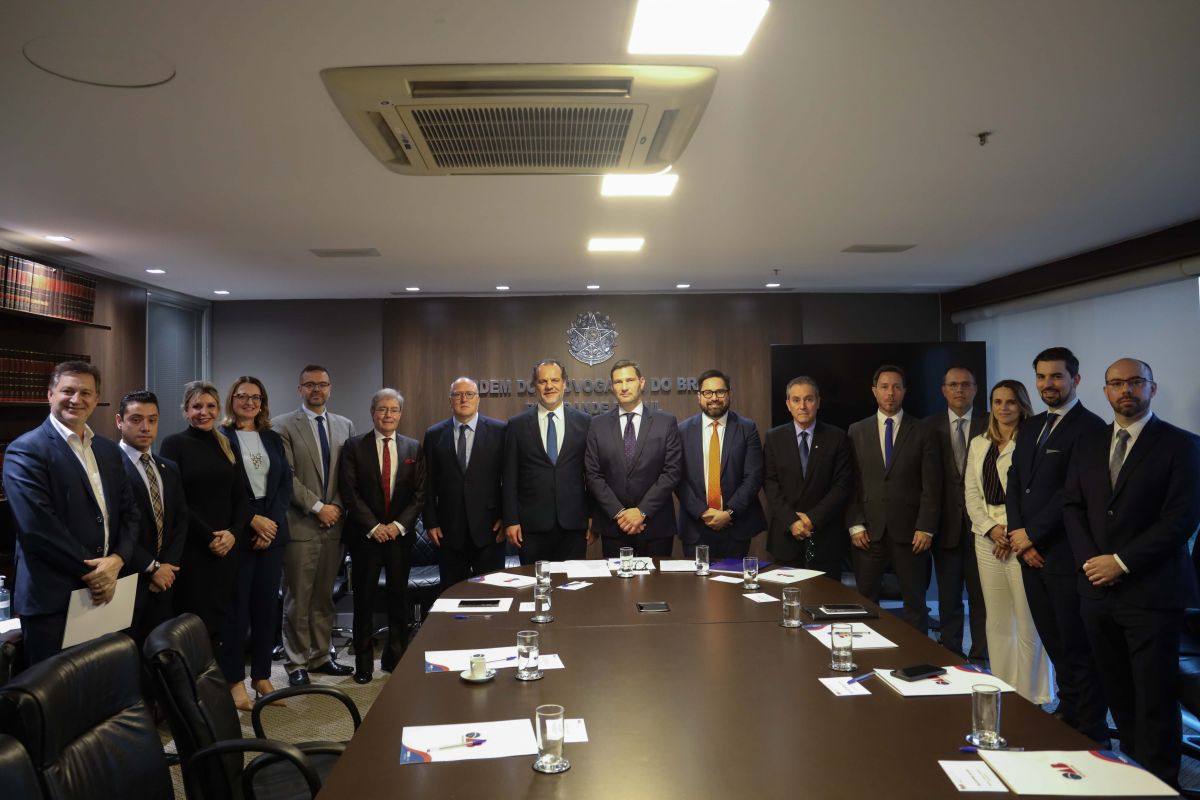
[
  {"left": 300, "top": 382, "right": 331, "bottom": 390},
  {"left": 450, "top": 391, "right": 478, "bottom": 400},
  {"left": 698, "top": 389, "right": 729, "bottom": 399},
  {"left": 1104, "top": 378, "right": 1152, "bottom": 390},
  {"left": 943, "top": 381, "right": 975, "bottom": 390},
  {"left": 233, "top": 393, "right": 263, "bottom": 403}
]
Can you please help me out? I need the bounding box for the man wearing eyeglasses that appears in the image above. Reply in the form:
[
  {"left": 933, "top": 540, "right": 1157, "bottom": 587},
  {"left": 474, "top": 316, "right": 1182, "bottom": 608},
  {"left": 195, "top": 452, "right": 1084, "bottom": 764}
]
[
  {"left": 1063, "top": 359, "right": 1200, "bottom": 787},
  {"left": 272, "top": 365, "right": 356, "bottom": 686},
  {"left": 676, "top": 369, "right": 766, "bottom": 560},
  {"left": 424, "top": 377, "right": 507, "bottom": 587}
]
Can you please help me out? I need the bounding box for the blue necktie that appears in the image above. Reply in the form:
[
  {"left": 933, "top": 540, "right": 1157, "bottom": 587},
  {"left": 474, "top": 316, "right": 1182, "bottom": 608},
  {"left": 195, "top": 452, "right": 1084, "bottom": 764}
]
[
  {"left": 798, "top": 430, "right": 810, "bottom": 478},
  {"left": 1035, "top": 412, "right": 1058, "bottom": 452},
  {"left": 623, "top": 413, "right": 636, "bottom": 463},
  {"left": 546, "top": 412, "right": 558, "bottom": 464},
  {"left": 884, "top": 417, "right": 894, "bottom": 470},
  {"left": 316, "top": 415, "right": 331, "bottom": 500}
]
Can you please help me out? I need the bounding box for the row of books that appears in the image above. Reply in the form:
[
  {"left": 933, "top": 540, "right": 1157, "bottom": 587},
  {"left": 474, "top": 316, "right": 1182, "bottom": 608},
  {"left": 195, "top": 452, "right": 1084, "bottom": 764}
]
[
  {"left": 1, "top": 253, "right": 97, "bottom": 323},
  {"left": 0, "top": 348, "right": 90, "bottom": 404}
]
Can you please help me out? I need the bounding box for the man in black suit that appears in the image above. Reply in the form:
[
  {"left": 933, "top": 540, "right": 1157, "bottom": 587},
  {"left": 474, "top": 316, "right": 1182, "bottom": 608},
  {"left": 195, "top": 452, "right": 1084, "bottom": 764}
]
[
  {"left": 926, "top": 366, "right": 988, "bottom": 659},
  {"left": 764, "top": 376, "right": 853, "bottom": 580},
  {"left": 1007, "top": 346, "right": 1109, "bottom": 744},
  {"left": 339, "top": 388, "right": 425, "bottom": 683},
  {"left": 424, "top": 377, "right": 507, "bottom": 587},
  {"left": 676, "top": 369, "right": 766, "bottom": 560},
  {"left": 1064, "top": 358, "right": 1200, "bottom": 786},
  {"left": 846, "top": 365, "right": 942, "bottom": 633},
  {"left": 1, "top": 361, "right": 137, "bottom": 665},
  {"left": 585, "top": 359, "right": 682, "bottom": 558},
  {"left": 503, "top": 359, "right": 593, "bottom": 563},
  {"left": 114, "top": 391, "right": 187, "bottom": 648}
]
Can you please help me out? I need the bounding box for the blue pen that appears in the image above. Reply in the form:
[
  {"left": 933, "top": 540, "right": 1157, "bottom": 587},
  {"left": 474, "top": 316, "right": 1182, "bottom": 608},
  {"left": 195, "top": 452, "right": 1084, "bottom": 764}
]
[
  {"left": 846, "top": 672, "right": 875, "bottom": 684},
  {"left": 487, "top": 656, "right": 517, "bottom": 664}
]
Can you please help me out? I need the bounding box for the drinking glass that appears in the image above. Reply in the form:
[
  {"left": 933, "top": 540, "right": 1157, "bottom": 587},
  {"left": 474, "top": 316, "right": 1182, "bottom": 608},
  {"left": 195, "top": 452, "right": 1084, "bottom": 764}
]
[
  {"left": 531, "top": 584, "right": 554, "bottom": 623},
  {"left": 829, "top": 623, "right": 856, "bottom": 671},
  {"left": 516, "top": 630, "right": 543, "bottom": 681},
  {"left": 780, "top": 586, "right": 802, "bottom": 628},
  {"left": 694, "top": 544, "right": 710, "bottom": 576},
  {"left": 535, "top": 560, "right": 552, "bottom": 588},
  {"left": 533, "top": 704, "right": 570, "bottom": 773},
  {"left": 618, "top": 546, "right": 634, "bottom": 578},
  {"left": 742, "top": 556, "right": 760, "bottom": 589},
  {"left": 967, "top": 684, "right": 1006, "bottom": 749}
]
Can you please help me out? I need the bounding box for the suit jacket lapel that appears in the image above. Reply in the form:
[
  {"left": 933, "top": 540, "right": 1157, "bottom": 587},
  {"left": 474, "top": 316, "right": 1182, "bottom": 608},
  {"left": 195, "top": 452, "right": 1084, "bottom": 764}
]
[
  {"left": 123, "top": 458, "right": 154, "bottom": 524},
  {"left": 1110, "top": 418, "right": 1157, "bottom": 501},
  {"left": 42, "top": 422, "right": 99, "bottom": 513},
  {"left": 885, "top": 416, "right": 912, "bottom": 476},
  {"left": 291, "top": 412, "right": 324, "bottom": 480},
  {"left": 629, "top": 411, "right": 652, "bottom": 471},
  {"left": 718, "top": 415, "right": 735, "bottom": 475}
]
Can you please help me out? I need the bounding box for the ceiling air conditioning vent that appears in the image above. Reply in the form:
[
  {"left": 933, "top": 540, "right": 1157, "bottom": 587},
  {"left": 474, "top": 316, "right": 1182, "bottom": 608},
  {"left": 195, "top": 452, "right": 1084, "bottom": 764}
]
[{"left": 320, "top": 64, "right": 717, "bottom": 176}]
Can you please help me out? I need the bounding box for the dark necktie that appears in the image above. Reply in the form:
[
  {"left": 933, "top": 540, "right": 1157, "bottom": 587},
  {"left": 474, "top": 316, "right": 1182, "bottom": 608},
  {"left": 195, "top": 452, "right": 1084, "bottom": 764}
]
[
  {"left": 1109, "top": 428, "right": 1130, "bottom": 488},
  {"left": 623, "top": 413, "right": 637, "bottom": 463},
  {"left": 140, "top": 453, "right": 164, "bottom": 556},
  {"left": 884, "top": 417, "right": 894, "bottom": 469},
  {"left": 381, "top": 437, "right": 392, "bottom": 514},
  {"left": 1035, "top": 412, "right": 1058, "bottom": 452},
  {"left": 952, "top": 417, "right": 967, "bottom": 477},
  {"left": 457, "top": 423, "right": 468, "bottom": 471},
  {"left": 798, "top": 430, "right": 810, "bottom": 478},
  {"left": 546, "top": 412, "right": 558, "bottom": 464},
  {"left": 316, "top": 415, "right": 332, "bottom": 500}
]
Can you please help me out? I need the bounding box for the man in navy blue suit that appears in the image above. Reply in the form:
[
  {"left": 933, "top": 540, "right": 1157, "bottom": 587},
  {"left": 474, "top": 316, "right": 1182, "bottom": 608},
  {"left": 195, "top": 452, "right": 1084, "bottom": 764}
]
[
  {"left": 424, "top": 376, "right": 507, "bottom": 587},
  {"left": 676, "top": 369, "right": 766, "bottom": 559},
  {"left": 1064, "top": 358, "right": 1200, "bottom": 786},
  {"left": 2, "top": 361, "right": 137, "bottom": 665},
  {"left": 503, "top": 359, "right": 593, "bottom": 563},
  {"left": 114, "top": 390, "right": 187, "bottom": 648},
  {"left": 585, "top": 359, "right": 682, "bottom": 558},
  {"left": 1007, "top": 347, "right": 1109, "bottom": 744}
]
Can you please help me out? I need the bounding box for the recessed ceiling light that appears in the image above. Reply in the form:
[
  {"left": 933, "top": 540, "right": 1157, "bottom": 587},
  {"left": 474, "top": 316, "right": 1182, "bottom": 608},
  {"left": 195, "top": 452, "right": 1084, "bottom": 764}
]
[
  {"left": 676, "top": 283, "right": 691, "bottom": 289},
  {"left": 405, "top": 287, "right": 420, "bottom": 292},
  {"left": 588, "top": 237, "right": 645, "bottom": 253},
  {"left": 43, "top": 234, "right": 72, "bottom": 242},
  {"left": 628, "top": 0, "right": 770, "bottom": 56},
  {"left": 586, "top": 284, "right": 600, "bottom": 290},
  {"left": 496, "top": 285, "right": 510, "bottom": 291},
  {"left": 213, "top": 290, "right": 230, "bottom": 295},
  {"left": 601, "top": 172, "right": 679, "bottom": 197},
  {"left": 145, "top": 268, "right": 166, "bottom": 274},
  {"left": 765, "top": 282, "right": 780, "bottom": 288}
]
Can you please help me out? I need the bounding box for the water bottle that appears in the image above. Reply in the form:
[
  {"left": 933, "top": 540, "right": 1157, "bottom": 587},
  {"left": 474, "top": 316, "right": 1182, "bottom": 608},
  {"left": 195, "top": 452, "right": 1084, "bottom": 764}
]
[{"left": 0, "top": 576, "right": 10, "bottom": 621}]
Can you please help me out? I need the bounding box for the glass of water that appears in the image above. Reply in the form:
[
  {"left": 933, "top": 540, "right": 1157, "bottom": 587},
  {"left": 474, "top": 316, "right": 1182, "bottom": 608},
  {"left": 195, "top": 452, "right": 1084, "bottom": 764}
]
[
  {"left": 780, "top": 586, "right": 802, "bottom": 627},
  {"left": 829, "top": 623, "right": 856, "bottom": 671},
  {"left": 533, "top": 703, "right": 571, "bottom": 773},
  {"left": 516, "top": 630, "right": 543, "bottom": 681},
  {"left": 967, "top": 684, "right": 1007, "bottom": 749},
  {"left": 535, "top": 560, "right": 552, "bottom": 588},
  {"left": 618, "top": 546, "right": 634, "bottom": 578},
  {"left": 694, "top": 544, "right": 710, "bottom": 576},
  {"left": 742, "top": 556, "right": 760, "bottom": 589},
  {"left": 531, "top": 584, "right": 554, "bottom": 623}
]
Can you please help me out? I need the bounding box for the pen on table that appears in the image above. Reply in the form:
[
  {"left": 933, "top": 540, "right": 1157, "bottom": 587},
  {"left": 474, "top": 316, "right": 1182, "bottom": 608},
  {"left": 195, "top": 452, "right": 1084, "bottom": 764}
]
[
  {"left": 959, "top": 746, "right": 1024, "bottom": 753},
  {"left": 429, "top": 739, "right": 487, "bottom": 751},
  {"left": 452, "top": 614, "right": 494, "bottom": 620},
  {"left": 487, "top": 656, "right": 517, "bottom": 664},
  {"left": 846, "top": 672, "right": 875, "bottom": 685}
]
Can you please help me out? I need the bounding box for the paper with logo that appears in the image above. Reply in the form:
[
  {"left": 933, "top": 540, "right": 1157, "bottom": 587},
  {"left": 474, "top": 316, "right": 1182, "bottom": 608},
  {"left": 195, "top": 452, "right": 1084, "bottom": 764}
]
[
  {"left": 400, "top": 719, "right": 537, "bottom": 764},
  {"left": 872, "top": 664, "right": 1015, "bottom": 697},
  {"left": 757, "top": 567, "right": 824, "bottom": 585},
  {"left": 424, "top": 647, "right": 565, "bottom": 673},
  {"left": 937, "top": 760, "right": 1007, "bottom": 792},
  {"left": 804, "top": 622, "right": 897, "bottom": 650},
  {"left": 468, "top": 572, "right": 537, "bottom": 589},
  {"left": 977, "top": 750, "right": 1176, "bottom": 796}
]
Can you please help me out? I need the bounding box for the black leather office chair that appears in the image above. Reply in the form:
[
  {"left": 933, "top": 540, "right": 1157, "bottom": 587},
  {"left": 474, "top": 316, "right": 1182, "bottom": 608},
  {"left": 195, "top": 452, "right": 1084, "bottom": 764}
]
[
  {"left": 0, "top": 632, "right": 173, "bottom": 800},
  {"left": 0, "top": 733, "right": 44, "bottom": 800},
  {"left": 145, "top": 613, "right": 359, "bottom": 800}
]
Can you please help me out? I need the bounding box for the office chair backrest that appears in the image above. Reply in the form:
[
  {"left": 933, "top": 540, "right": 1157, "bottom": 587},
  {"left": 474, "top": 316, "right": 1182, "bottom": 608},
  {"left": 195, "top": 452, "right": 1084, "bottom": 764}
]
[
  {"left": 0, "top": 632, "right": 172, "bottom": 800},
  {"left": 0, "top": 733, "right": 44, "bottom": 800}
]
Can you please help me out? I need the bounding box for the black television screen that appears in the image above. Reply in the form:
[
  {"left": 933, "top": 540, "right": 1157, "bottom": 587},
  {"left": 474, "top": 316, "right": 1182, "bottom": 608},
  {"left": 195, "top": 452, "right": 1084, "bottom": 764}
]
[{"left": 769, "top": 342, "right": 988, "bottom": 430}]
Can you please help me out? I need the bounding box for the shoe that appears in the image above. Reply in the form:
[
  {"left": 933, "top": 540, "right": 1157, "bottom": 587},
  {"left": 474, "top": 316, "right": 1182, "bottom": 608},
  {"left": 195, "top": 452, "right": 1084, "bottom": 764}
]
[
  {"left": 271, "top": 644, "right": 286, "bottom": 661},
  {"left": 230, "top": 682, "right": 253, "bottom": 712},
  {"left": 354, "top": 659, "right": 373, "bottom": 684},
  {"left": 252, "top": 679, "right": 287, "bottom": 707},
  {"left": 312, "top": 659, "right": 353, "bottom": 676},
  {"left": 353, "top": 668, "right": 373, "bottom": 685},
  {"left": 287, "top": 668, "right": 310, "bottom": 687}
]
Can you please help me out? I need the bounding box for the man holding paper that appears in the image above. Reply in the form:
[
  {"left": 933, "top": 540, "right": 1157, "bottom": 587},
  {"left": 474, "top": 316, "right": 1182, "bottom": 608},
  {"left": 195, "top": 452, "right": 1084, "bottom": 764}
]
[{"left": 2, "top": 361, "right": 138, "bottom": 664}]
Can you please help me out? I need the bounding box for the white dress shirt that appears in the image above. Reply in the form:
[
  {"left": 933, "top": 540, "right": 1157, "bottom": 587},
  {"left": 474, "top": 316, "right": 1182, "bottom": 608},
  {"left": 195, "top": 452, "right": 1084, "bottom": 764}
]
[
  {"left": 370, "top": 429, "right": 407, "bottom": 538},
  {"left": 538, "top": 403, "right": 566, "bottom": 455},
  {"left": 454, "top": 413, "right": 479, "bottom": 467},
  {"left": 875, "top": 408, "right": 904, "bottom": 461},
  {"left": 619, "top": 403, "right": 644, "bottom": 439},
  {"left": 48, "top": 414, "right": 110, "bottom": 554}
]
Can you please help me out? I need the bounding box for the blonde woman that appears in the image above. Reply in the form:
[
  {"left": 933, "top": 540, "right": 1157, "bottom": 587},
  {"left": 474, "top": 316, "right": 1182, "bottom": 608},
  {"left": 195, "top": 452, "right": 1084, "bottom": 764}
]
[{"left": 964, "top": 379, "right": 1053, "bottom": 704}]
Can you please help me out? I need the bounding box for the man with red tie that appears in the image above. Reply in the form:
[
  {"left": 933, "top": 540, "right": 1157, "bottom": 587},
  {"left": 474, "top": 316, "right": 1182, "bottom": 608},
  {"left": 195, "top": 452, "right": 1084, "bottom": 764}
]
[{"left": 339, "top": 388, "right": 424, "bottom": 683}]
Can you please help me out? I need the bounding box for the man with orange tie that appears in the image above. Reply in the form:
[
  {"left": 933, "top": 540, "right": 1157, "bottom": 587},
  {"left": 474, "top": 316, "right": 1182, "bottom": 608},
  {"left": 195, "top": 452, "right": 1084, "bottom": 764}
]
[{"left": 676, "top": 369, "right": 766, "bottom": 559}]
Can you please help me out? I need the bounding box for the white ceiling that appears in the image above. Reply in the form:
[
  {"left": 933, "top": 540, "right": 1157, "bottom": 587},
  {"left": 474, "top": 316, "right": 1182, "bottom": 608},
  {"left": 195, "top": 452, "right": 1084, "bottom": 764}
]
[{"left": 1, "top": 1, "right": 1199, "bottom": 300}]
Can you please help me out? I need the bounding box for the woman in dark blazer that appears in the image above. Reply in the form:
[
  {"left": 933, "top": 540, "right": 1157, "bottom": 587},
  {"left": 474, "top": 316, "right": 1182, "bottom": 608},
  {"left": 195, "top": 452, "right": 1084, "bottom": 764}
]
[
  {"left": 220, "top": 376, "right": 293, "bottom": 710},
  {"left": 159, "top": 381, "right": 251, "bottom": 696}
]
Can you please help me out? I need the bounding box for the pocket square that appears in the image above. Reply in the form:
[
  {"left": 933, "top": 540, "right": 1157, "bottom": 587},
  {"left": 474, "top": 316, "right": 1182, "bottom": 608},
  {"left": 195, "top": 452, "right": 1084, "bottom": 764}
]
[
  {"left": 403, "top": 458, "right": 417, "bottom": 464},
  {"left": 1045, "top": 448, "right": 1062, "bottom": 454}
]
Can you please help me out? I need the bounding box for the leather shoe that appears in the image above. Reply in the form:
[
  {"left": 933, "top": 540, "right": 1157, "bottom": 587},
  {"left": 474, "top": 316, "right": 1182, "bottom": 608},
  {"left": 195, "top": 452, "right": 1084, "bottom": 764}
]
[
  {"left": 353, "top": 668, "right": 372, "bottom": 685},
  {"left": 312, "top": 659, "right": 353, "bottom": 677},
  {"left": 287, "top": 668, "right": 310, "bottom": 687}
]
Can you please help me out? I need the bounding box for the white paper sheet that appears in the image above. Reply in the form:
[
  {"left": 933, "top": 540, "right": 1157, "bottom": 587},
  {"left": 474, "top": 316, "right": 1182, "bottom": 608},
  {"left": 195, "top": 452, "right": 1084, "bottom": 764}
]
[
  {"left": 400, "top": 719, "right": 537, "bottom": 764},
  {"left": 658, "top": 559, "right": 700, "bottom": 572},
  {"left": 469, "top": 572, "right": 537, "bottom": 589},
  {"left": 804, "top": 622, "right": 897, "bottom": 650},
  {"left": 558, "top": 581, "right": 592, "bottom": 591},
  {"left": 818, "top": 677, "right": 872, "bottom": 696},
  {"left": 547, "top": 561, "right": 570, "bottom": 574},
  {"left": 424, "top": 646, "right": 565, "bottom": 673},
  {"left": 757, "top": 567, "right": 825, "bottom": 585},
  {"left": 564, "top": 718, "right": 588, "bottom": 743},
  {"left": 938, "top": 761, "right": 1008, "bottom": 792},
  {"left": 743, "top": 592, "right": 778, "bottom": 603},
  {"left": 519, "top": 601, "right": 535, "bottom": 612},
  {"left": 872, "top": 665, "right": 1015, "bottom": 696},
  {"left": 430, "top": 597, "right": 514, "bottom": 614},
  {"left": 709, "top": 575, "right": 743, "bottom": 584},
  {"left": 62, "top": 573, "right": 137, "bottom": 648},
  {"left": 978, "top": 750, "right": 1176, "bottom": 796},
  {"left": 563, "top": 560, "right": 612, "bottom": 579},
  {"left": 0, "top": 618, "right": 21, "bottom": 635}
]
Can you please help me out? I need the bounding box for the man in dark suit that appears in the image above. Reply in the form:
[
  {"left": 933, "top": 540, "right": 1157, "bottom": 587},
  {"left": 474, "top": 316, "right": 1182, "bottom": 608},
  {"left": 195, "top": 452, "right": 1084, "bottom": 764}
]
[
  {"left": 926, "top": 366, "right": 988, "bottom": 659},
  {"left": 114, "top": 390, "right": 187, "bottom": 648},
  {"left": 676, "top": 369, "right": 766, "bottom": 559},
  {"left": 585, "top": 359, "right": 682, "bottom": 558},
  {"left": 764, "top": 376, "right": 853, "bottom": 580},
  {"left": 503, "top": 359, "right": 593, "bottom": 563},
  {"left": 1, "top": 361, "right": 137, "bottom": 665},
  {"left": 1064, "top": 358, "right": 1200, "bottom": 786},
  {"left": 1007, "top": 346, "right": 1109, "bottom": 744},
  {"left": 846, "top": 364, "right": 942, "bottom": 633},
  {"left": 339, "top": 388, "right": 425, "bottom": 683},
  {"left": 424, "top": 377, "right": 506, "bottom": 587}
]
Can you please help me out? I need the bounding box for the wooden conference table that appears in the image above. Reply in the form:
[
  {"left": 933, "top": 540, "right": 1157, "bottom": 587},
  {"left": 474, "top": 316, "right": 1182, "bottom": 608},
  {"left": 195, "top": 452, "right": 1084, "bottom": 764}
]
[{"left": 319, "top": 565, "right": 1137, "bottom": 799}]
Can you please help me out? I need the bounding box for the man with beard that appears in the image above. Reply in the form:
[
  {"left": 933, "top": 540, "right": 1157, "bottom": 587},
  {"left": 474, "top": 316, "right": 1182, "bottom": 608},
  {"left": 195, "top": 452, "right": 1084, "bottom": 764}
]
[
  {"left": 1006, "top": 347, "right": 1109, "bottom": 744},
  {"left": 676, "top": 369, "right": 766, "bottom": 560}
]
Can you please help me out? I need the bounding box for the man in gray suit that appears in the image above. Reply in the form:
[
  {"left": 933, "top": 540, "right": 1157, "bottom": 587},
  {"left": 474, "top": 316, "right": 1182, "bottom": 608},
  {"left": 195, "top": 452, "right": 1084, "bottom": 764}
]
[
  {"left": 846, "top": 364, "right": 943, "bottom": 633},
  {"left": 273, "top": 365, "right": 356, "bottom": 686}
]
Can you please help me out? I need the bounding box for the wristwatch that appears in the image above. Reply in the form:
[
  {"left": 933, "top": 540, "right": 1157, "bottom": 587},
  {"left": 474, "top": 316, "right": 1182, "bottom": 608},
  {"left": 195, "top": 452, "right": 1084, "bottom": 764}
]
[{"left": 146, "top": 560, "right": 160, "bottom": 574}]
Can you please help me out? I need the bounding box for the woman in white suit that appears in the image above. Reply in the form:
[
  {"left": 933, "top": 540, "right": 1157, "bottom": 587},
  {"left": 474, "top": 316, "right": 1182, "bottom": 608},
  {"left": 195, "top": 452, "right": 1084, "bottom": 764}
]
[{"left": 964, "top": 379, "right": 1054, "bottom": 704}]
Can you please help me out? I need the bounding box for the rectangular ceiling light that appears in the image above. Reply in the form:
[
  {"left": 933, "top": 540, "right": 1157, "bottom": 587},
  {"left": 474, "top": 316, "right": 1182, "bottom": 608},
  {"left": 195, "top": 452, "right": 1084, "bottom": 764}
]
[
  {"left": 628, "top": 0, "right": 769, "bottom": 56},
  {"left": 601, "top": 172, "right": 679, "bottom": 197},
  {"left": 588, "top": 237, "right": 645, "bottom": 252}
]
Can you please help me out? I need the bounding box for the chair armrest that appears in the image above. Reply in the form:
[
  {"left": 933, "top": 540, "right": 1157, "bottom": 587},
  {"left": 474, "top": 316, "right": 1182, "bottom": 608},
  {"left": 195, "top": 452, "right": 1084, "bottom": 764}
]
[
  {"left": 251, "top": 686, "right": 362, "bottom": 739},
  {"left": 186, "top": 738, "right": 321, "bottom": 799}
]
